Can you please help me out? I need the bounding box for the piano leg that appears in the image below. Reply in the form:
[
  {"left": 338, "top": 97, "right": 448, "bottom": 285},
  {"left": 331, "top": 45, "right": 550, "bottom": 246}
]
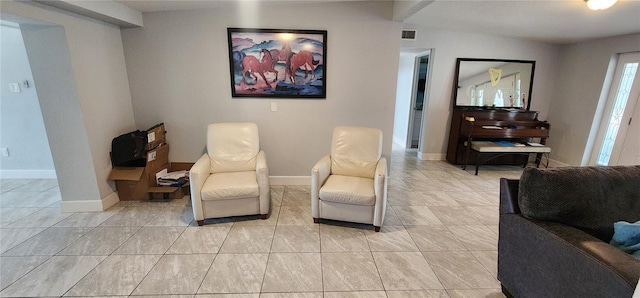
[{"left": 463, "top": 140, "right": 472, "bottom": 170}]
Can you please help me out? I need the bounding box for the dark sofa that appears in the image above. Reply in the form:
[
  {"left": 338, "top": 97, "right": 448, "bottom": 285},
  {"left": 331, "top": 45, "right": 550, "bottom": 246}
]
[{"left": 498, "top": 166, "right": 640, "bottom": 298}]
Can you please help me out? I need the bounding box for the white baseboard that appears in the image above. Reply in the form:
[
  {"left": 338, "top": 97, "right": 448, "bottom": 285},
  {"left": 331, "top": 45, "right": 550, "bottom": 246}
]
[
  {"left": 101, "top": 192, "right": 120, "bottom": 210},
  {"left": 393, "top": 136, "right": 406, "bottom": 148},
  {"left": 60, "top": 199, "right": 104, "bottom": 212},
  {"left": 417, "top": 152, "right": 445, "bottom": 161},
  {"left": 60, "top": 192, "right": 119, "bottom": 212},
  {"left": 0, "top": 170, "right": 57, "bottom": 179},
  {"left": 270, "top": 176, "right": 310, "bottom": 185}
]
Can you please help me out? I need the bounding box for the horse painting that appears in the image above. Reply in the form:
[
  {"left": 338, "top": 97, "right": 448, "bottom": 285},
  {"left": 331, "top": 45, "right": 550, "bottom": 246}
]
[
  {"left": 228, "top": 28, "right": 326, "bottom": 98},
  {"left": 286, "top": 50, "right": 321, "bottom": 84},
  {"left": 267, "top": 43, "right": 292, "bottom": 81},
  {"left": 259, "top": 49, "right": 278, "bottom": 81},
  {"left": 241, "top": 49, "right": 277, "bottom": 89}
]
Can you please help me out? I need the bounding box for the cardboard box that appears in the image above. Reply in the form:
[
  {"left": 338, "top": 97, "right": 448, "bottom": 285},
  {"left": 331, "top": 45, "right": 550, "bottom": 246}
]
[
  {"left": 148, "top": 185, "right": 188, "bottom": 200},
  {"left": 147, "top": 162, "right": 194, "bottom": 200},
  {"left": 167, "top": 162, "right": 195, "bottom": 172},
  {"left": 109, "top": 144, "right": 170, "bottom": 201},
  {"left": 145, "top": 123, "right": 166, "bottom": 151}
]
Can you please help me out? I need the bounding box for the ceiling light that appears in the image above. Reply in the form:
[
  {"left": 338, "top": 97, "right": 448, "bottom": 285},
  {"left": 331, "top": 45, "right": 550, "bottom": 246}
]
[{"left": 585, "top": 0, "right": 618, "bottom": 10}]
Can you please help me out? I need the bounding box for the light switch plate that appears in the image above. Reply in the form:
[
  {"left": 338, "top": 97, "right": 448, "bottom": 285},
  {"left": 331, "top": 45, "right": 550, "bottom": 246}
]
[
  {"left": 9, "top": 83, "right": 20, "bottom": 93},
  {"left": 270, "top": 102, "right": 277, "bottom": 112}
]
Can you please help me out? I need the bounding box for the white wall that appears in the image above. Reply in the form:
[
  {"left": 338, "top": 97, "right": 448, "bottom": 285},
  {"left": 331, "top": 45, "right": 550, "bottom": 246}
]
[
  {"left": 0, "top": 23, "right": 55, "bottom": 178},
  {"left": 402, "top": 28, "right": 561, "bottom": 159},
  {"left": 547, "top": 33, "right": 640, "bottom": 166},
  {"left": 2, "top": 1, "right": 136, "bottom": 208},
  {"left": 393, "top": 53, "right": 416, "bottom": 147},
  {"left": 121, "top": 1, "right": 401, "bottom": 177}
]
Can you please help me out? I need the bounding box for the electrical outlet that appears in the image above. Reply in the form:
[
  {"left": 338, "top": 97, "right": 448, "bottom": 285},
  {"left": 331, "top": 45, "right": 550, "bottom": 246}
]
[{"left": 1, "top": 148, "right": 9, "bottom": 157}]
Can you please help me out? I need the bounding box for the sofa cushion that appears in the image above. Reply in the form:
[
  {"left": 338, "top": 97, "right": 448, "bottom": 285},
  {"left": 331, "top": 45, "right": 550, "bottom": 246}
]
[
  {"left": 319, "top": 175, "right": 375, "bottom": 206},
  {"left": 518, "top": 165, "right": 640, "bottom": 241},
  {"left": 201, "top": 171, "right": 259, "bottom": 201}
]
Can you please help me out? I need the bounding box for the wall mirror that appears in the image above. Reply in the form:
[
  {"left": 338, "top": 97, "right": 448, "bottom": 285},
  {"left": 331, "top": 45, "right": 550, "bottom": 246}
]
[{"left": 453, "top": 58, "right": 536, "bottom": 110}]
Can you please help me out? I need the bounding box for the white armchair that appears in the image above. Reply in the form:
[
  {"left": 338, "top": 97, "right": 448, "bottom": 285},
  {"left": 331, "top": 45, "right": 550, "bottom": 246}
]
[
  {"left": 311, "top": 126, "right": 388, "bottom": 232},
  {"left": 190, "top": 122, "right": 270, "bottom": 225}
]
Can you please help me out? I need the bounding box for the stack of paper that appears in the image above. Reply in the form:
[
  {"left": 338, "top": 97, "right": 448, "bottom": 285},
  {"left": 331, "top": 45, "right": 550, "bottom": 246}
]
[{"left": 156, "top": 169, "right": 189, "bottom": 186}]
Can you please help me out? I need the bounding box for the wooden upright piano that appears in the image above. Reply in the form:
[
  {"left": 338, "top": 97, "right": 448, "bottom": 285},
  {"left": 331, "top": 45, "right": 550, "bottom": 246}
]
[{"left": 446, "top": 108, "right": 550, "bottom": 165}]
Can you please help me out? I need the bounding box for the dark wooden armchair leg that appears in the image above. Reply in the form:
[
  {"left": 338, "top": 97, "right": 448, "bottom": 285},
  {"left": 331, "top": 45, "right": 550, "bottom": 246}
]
[
  {"left": 313, "top": 217, "right": 319, "bottom": 223},
  {"left": 261, "top": 214, "right": 268, "bottom": 220},
  {"left": 197, "top": 220, "right": 204, "bottom": 226},
  {"left": 374, "top": 226, "right": 381, "bottom": 232}
]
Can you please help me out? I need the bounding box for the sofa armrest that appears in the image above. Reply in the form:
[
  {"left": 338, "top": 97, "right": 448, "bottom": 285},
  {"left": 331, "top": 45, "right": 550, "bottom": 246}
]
[
  {"left": 373, "top": 157, "right": 388, "bottom": 227},
  {"left": 311, "top": 154, "right": 331, "bottom": 218},
  {"left": 256, "top": 150, "right": 270, "bottom": 215},
  {"left": 189, "top": 153, "right": 210, "bottom": 222},
  {"left": 499, "top": 178, "right": 520, "bottom": 215},
  {"left": 498, "top": 214, "right": 640, "bottom": 298}
]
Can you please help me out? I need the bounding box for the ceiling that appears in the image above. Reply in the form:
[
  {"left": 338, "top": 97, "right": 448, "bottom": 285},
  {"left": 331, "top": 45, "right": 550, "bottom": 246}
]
[
  {"left": 115, "top": 0, "right": 640, "bottom": 44},
  {"left": 404, "top": 0, "right": 640, "bottom": 44}
]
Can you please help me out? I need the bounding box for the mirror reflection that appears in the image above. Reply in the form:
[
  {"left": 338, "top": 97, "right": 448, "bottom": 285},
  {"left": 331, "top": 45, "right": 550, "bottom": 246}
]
[{"left": 454, "top": 59, "right": 535, "bottom": 109}]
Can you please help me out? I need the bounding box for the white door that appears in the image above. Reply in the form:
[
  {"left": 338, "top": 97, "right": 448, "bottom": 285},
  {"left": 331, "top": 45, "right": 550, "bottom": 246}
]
[
  {"left": 595, "top": 52, "right": 640, "bottom": 166},
  {"left": 616, "top": 93, "right": 640, "bottom": 165}
]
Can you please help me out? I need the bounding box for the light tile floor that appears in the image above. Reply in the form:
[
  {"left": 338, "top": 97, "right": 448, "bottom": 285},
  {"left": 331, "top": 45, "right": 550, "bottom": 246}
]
[{"left": 0, "top": 147, "right": 527, "bottom": 297}]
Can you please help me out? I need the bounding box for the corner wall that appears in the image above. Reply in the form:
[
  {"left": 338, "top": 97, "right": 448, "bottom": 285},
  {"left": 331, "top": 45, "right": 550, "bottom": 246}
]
[{"left": 121, "top": 2, "right": 401, "bottom": 177}]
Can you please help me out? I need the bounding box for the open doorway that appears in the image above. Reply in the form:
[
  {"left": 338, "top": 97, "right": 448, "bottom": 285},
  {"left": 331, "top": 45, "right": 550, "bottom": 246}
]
[
  {"left": 393, "top": 49, "right": 432, "bottom": 152},
  {"left": 0, "top": 20, "right": 56, "bottom": 179},
  {"left": 1, "top": 13, "right": 105, "bottom": 210},
  {"left": 407, "top": 53, "right": 429, "bottom": 149}
]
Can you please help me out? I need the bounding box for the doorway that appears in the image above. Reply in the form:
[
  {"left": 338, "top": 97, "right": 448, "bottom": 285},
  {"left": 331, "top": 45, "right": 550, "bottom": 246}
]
[
  {"left": 1, "top": 13, "right": 104, "bottom": 209},
  {"left": 592, "top": 52, "right": 640, "bottom": 166},
  {"left": 0, "top": 20, "right": 56, "bottom": 179},
  {"left": 407, "top": 52, "right": 430, "bottom": 149}
]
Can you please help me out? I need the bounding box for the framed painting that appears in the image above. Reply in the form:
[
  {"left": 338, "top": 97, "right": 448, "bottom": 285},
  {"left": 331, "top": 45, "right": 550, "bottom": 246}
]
[{"left": 227, "top": 28, "right": 327, "bottom": 98}]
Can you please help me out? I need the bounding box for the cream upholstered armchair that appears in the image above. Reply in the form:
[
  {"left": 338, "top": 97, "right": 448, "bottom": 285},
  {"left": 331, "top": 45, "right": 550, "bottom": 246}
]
[
  {"left": 190, "top": 122, "right": 270, "bottom": 225},
  {"left": 311, "top": 126, "right": 388, "bottom": 232}
]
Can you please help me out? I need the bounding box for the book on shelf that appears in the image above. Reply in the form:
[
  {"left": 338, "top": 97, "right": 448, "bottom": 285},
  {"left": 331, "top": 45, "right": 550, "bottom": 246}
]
[{"left": 495, "top": 141, "right": 515, "bottom": 146}]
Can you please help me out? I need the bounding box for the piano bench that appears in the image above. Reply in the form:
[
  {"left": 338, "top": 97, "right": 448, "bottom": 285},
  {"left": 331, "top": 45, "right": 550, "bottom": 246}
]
[{"left": 464, "top": 141, "right": 551, "bottom": 175}]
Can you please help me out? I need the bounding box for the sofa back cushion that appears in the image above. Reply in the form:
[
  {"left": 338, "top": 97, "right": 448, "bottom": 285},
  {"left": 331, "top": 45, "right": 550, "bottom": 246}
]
[
  {"left": 330, "top": 126, "right": 382, "bottom": 179},
  {"left": 518, "top": 166, "right": 640, "bottom": 241},
  {"left": 207, "top": 122, "right": 259, "bottom": 174}
]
